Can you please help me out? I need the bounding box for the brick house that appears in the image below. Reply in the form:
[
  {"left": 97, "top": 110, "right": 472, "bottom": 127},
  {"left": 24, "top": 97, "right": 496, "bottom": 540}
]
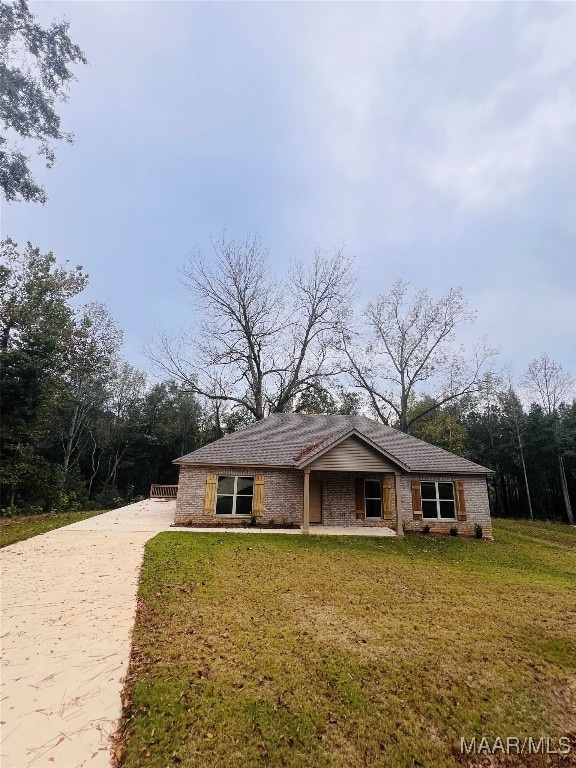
[{"left": 174, "top": 413, "right": 494, "bottom": 538}]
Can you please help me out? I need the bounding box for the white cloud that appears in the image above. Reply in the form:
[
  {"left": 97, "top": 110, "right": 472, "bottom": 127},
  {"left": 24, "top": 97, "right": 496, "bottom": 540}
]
[
  {"left": 293, "top": 5, "right": 403, "bottom": 184},
  {"left": 472, "top": 286, "right": 576, "bottom": 372},
  {"left": 287, "top": 3, "right": 576, "bottom": 218},
  {"left": 8, "top": 2, "right": 576, "bottom": 376},
  {"left": 420, "top": 87, "right": 576, "bottom": 210},
  {"left": 520, "top": 6, "right": 576, "bottom": 80}
]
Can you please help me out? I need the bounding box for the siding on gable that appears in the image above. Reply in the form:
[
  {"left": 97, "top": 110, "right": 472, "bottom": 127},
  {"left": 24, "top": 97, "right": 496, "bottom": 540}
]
[{"left": 306, "top": 435, "right": 398, "bottom": 472}]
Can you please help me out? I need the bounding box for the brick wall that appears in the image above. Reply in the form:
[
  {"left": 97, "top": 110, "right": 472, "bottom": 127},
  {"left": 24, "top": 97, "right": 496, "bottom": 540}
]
[
  {"left": 400, "top": 474, "right": 493, "bottom": 539},
  {"left": 314, "top": 471, "right": 395, "bottom": 527},
  {"left": 175, "top": 465, "right": 492, "bottom": 538},
  {"left": 175, "top": 465, "right": 303, "bottom": 526}
]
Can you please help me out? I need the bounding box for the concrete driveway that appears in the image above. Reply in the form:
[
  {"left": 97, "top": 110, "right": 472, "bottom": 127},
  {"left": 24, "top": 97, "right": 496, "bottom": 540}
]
[
  {"left": 1, "top": 501, "right": 398, "bottom": 767},
  {"left": 0, "top": 500, "right": 174, "bottom": 768}
]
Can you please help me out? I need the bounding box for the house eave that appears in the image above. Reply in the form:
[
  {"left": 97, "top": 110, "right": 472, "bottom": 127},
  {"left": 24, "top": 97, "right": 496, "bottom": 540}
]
[
  {"left": 173, "top": 459, "right": 295, "bottom": 469},
  {"left": 406, "top": 468, "right": 495, "bottom": 476}
]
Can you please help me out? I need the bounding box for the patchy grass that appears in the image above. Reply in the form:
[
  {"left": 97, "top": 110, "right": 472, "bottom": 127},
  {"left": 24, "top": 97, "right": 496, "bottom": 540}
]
[
  {"left": 0, "top": 510, "right": 106, "bottom": 547},
  {"left": 115, "top": 520, "right": 576, "bottom": 768}
]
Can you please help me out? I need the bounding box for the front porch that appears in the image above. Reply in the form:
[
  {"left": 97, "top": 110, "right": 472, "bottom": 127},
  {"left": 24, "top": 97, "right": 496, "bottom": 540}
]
[{"left": 301, "top": 469, "right": 404, "bottom": 536}]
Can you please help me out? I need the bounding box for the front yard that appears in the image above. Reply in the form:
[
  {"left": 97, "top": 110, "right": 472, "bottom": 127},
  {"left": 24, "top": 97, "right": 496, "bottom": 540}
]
[{"left": 114, "top": 521, "right": 576, "bottom": 768}]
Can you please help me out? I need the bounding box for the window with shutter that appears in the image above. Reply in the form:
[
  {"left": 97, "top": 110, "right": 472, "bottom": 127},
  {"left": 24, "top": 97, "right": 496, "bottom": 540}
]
[
  {"left": 364, "top": 479, "right": 382, "bottom": 518},
  {"left": 420, "top": 481, "right": 456, "bottom": 519},
  {"left": 214, "top": 475, "right": 254, "bottom": 515}
]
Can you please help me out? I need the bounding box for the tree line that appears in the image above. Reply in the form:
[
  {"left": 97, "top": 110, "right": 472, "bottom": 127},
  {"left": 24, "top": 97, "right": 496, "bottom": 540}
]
[
  {"left": 0, "top": 239, "right": 216, "bottom": 513},
  {"left": 1, "top": 236, "right": 574, "bottom": 524}
]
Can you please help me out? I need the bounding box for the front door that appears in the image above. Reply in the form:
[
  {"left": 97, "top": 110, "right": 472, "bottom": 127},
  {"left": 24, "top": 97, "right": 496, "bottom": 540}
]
[{"left": 309, "top": 478, "right": 322, "bottom": 523}]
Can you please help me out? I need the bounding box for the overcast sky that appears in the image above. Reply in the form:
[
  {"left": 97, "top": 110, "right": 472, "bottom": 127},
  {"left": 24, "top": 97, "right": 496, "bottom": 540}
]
[{"left": 3, "top": 1, "right": 575, "bottom": 381}]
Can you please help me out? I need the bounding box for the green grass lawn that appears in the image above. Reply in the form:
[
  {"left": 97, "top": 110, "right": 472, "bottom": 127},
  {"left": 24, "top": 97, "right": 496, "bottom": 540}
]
[
  {"left": 115, "top": 521, "right": 576, "bottom": 768},
  {"left": 0, "top": 510, "right": 106, "bottom": 547}
]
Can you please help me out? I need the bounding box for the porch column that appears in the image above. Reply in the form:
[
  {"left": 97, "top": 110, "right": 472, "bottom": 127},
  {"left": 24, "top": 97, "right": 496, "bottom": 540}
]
[
  {"left": 394, "top": 472, "right": 404, "bottom": 538},
  {"left": 303, "top": 469, "right": 310, "bottom": 534}
]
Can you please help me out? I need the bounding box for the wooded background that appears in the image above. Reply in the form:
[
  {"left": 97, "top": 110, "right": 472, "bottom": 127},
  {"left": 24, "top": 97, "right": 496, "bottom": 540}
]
[
  {"left": 1, "top": 236, "right": 574, "bottom": 523},
  {"left": 2, "top": 5, "right": 573, "bottom": 524}
]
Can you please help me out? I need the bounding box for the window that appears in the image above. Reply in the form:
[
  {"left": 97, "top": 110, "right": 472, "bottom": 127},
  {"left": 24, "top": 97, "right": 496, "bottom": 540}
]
[
  {"left": 215, "top": 476, "right": 254, "bottom": 515},
  {"left": 365, "top": 479, "right": 382, "bottom": 518},
  {"left": 421, "top": 481, "right": 456, "bottom": 519}
]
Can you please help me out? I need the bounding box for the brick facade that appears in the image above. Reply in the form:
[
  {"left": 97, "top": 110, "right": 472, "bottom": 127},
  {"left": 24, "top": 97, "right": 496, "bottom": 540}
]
[
  {"left": 400, "top": 474, "right": 492, "bottom": 539},
  {"left": 174, "top": 466, "right": 303, "bottom": 526},
  {"left": 312, "top": 471, "right": 395, "bottom": 527},
  {"left": 175, "top": 465, "right": 492, "bottom": 538}
]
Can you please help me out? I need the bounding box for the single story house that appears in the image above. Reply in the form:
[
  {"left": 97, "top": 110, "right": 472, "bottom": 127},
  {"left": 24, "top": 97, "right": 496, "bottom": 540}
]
[{"left": 173, "top": 413, "right": 494, "bottom": 538}]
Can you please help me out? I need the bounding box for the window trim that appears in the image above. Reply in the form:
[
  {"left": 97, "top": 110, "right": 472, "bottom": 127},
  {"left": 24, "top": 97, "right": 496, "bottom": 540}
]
[
  {"left": 215, "top": 475, "right": 254, "bottom": 516},
  {"left": 420, "top": 481, "right": 456, "bottom": 520},
  {"left": 364, "top": 478, "right": 382, "bottom": 519}
]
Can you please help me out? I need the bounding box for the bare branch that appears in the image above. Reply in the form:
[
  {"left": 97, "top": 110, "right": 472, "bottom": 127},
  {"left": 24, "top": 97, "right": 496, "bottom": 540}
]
[
  {"left": 147, "top": 235, "right": 356, "bottom": 420},
  {"left": 344, "top": 280, "right": 496, "bottom": 432},
  {"left": 522, "top": 354, "right": 575, "bottom": 415}
]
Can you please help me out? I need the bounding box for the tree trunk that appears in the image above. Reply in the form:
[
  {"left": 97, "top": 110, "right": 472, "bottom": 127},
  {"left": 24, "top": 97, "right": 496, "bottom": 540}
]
[
  {"left": 63, "top": 401, "right": 82, "bottom": 474},
  {"left": 515, "top": 420, "right": 534, "bottom": 520},
  {"left": 102, "top": 451, "right": 121, "bottom": 493},
  {"left": 87, "top": 435, "right": 100, "bottom": 497},
  {"left": 0, "top": 322, "right": 12, "bottom": 381},
  {"left": 213, "top": 401, "right": 224, "bottom": 439},
  {"left": 106, "top": 449, "right": 121, "bottom": 489},
  {"left": 558, "top": 454, "right": 575, "bottom": 525}
]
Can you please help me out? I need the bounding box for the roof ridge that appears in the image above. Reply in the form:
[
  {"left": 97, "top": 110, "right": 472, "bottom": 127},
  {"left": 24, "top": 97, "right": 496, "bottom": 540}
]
[{"left": 173, "top": 412, "right": 493, "bottom": 474}]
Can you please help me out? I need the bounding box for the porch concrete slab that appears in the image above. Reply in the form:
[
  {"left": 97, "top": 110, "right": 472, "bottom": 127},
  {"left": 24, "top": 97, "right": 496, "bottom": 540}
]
[
  {"left": 0, "top": 500, "right": 174, "bottom": 768},
  {"left": 170, "top": 524, "right": 397, "bottom": 537},
  {"left": 308, "top": 525, "right": 397, "bottom": 537}
]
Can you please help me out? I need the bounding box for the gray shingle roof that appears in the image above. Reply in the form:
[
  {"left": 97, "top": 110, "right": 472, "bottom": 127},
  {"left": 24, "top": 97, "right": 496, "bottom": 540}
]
[{"left": 174, "top": 413, "right": 493, "bottom": 475}]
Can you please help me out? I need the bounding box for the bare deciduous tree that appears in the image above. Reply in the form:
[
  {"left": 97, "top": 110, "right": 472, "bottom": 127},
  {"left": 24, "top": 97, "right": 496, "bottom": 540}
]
[
  {"left": 523, "top": 354, "right": 575, "bottom": 525},
  {"left": 59, "top": 302, "right": 123, "bottom": 474},
  {"left": 523, "top": 354, "right": 575, "bottom": 415},
  {"left": 341, "top": 280, "right": 496, "bottom": 432},
  {"left": 147, "top": 234, "right": 355, "bottom": 420},
  {"left": 100, "top": 363, "right": 147, "bottom": 491}
]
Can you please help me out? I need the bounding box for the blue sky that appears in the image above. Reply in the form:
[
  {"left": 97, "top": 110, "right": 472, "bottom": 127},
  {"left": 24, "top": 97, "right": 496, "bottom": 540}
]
[{"left": 3, "top": 1, "right": 575, "bottom": 381}]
